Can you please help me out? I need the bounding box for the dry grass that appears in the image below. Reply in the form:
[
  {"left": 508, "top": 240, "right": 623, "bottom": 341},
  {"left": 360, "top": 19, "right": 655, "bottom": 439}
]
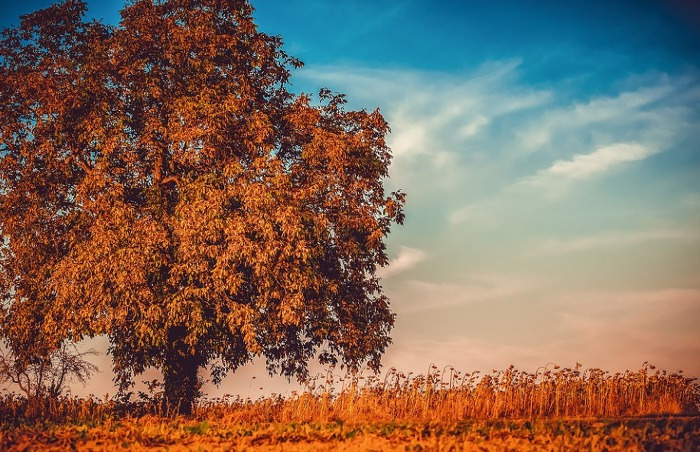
[
  {"left": 196, "top": 362, "right": 699, "bottom": 424},
  {"left": 1, "top": 363, "right": 698, "bottom": 450}
]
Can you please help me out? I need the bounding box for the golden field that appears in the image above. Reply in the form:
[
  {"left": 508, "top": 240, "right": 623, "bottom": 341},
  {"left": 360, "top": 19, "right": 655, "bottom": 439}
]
[
  {"left": 3, "top": 417, "right": 699, "bottom": 451},
  {"left": 1, "top": 363, "right": 698, "bottom": 450}
]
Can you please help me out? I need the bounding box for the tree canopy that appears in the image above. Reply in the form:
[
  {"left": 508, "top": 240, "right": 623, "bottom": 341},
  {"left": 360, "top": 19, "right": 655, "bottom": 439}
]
[{"left": 0, "top": 0, "right": 404, "bottom": 413}]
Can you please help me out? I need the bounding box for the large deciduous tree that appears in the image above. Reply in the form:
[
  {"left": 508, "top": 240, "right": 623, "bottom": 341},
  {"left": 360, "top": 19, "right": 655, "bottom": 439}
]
[{"left": 0, "top": 0, "right": 404, "bottom": 414}]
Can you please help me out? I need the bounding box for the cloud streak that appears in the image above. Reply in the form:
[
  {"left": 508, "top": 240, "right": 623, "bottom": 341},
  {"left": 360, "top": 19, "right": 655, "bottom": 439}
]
[
  {"left": 385, "top": 288, "right": 700, "bottom": 377},
  {"left": 378, "top": 246, "right": 426, "bottom": 279},
  {"left": 521, "top": 142, "right": 659, "bottom": 188},
  {"left": 298, "top": 63, "right": 699, "bottom": 208},
  {"left": 391, "top": 273, "right": 539, "bottom": 313},
  {"left": 535, "top": 228, "right": 700, "bottom": 255}
]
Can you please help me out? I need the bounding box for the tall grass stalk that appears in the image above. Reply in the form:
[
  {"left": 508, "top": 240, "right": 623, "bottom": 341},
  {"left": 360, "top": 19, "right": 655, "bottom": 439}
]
[{"left": 1, "top": 363, "right": 697, "bottom": 425}]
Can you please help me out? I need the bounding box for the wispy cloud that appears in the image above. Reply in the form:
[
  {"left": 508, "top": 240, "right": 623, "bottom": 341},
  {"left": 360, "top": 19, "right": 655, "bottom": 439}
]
[
  {"left": 558, "top": 288, "right": 700, "bottom": 310},
  {"left": 385, "top": 288, "right": 700, "bottom": 376},
  {"left": 514, "top": 82, "right": 690, "bottom": 155},
  {"left": 520, "top": 142, "right": 659, "bottom": 188},
  {"left": 392, "top": 273, "right": 538, "bottom": 313},
  {"left": 535, "top": 228, "right": 700, "bottom": 255},
  {"left": 448, "top": 205, "right": 476, "bottom": 226},
  {"left": 383, "top": 336, "right": 543, "bottom": 374},
  {"left": 378, "top": 246, "right": 426, "bottom": 279},
  {"left": 297, "top": 61, "right": 553, "bottom": 193},
  {"left": 550, "top": 288, "right": 700, "bottom": 372},
  {"left": 299, "top": 63, "right": 698, "bottom": 206}
]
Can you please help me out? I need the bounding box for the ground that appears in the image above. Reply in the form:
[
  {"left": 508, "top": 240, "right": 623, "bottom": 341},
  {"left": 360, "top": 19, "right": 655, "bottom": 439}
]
[{"left": 2, "top": 416, "right": 698, "bottom": 451}]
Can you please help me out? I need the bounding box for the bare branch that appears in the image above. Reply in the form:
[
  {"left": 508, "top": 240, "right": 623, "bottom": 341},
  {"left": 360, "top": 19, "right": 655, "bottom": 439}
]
[{"left": 0, "top": 344, "right": 99, "bottom": 399}]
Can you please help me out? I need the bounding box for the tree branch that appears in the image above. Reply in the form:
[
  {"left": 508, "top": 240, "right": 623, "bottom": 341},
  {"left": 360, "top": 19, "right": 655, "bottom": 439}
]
[
  {"left": 71, "top": 150, "right": 92, "bottom": 172},
  {"left": 160, "top": 175, "right": 180, "bottom": 187}
]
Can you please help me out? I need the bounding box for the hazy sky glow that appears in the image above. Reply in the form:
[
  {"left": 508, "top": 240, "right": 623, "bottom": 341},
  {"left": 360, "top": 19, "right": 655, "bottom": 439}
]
[{"left": 2, "top": 0, "right": 699, "bottom": 399}]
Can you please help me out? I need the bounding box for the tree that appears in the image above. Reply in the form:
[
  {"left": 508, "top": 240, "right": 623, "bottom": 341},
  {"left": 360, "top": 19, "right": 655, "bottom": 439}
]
[
  {"left": 0, "top": 0, "right": 405, "bottom": 414},
  {"left": 0, "top": 342, "right": 98, "bottom": 400}
]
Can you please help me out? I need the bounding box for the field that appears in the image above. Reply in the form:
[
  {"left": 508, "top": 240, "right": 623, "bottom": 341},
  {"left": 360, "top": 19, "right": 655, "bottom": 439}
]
[
  {"left": 3, "top": 416, "right": 699, "bottom": 451},
  {"left": 1, "top": 364, "right": 699, "bottom": 450}
]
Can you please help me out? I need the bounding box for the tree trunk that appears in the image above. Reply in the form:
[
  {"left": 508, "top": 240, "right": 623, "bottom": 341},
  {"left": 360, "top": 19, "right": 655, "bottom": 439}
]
[{"left": 163, "top": 326, "right": 201, "bottom": 416}]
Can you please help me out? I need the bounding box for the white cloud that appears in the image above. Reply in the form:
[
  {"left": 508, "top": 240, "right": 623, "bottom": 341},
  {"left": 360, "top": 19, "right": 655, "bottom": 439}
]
[
  {"left": 457, "top": 114, "right": 489, "bottom": 138},
  {"left": 520, "top": 142, "right": 659, "bottom": 189},
  {"left": 297, "top": 61, "right": 553, "bottom": 194},
  {"left": 298, "top": 63, "right": 698, "bottom": 212},
  {"left": 548, "top": 143, "right": 655, "bottom": 178},
  {"left": 514, "top": 83, "right": 685, "bottom": 155},
  {"left": 378, "top": 246, "right": 426, "bottom": 279}
]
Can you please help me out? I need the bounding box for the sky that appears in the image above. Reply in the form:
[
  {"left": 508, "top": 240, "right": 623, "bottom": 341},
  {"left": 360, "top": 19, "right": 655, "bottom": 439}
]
[{"left": 1, "top": 0, "right": 699, "bottom": 399}]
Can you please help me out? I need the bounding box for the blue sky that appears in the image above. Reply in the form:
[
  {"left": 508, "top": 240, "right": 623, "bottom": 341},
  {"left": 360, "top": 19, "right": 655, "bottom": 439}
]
[{"left": 2, "top": 0, "right": 699, "bottom": 397}]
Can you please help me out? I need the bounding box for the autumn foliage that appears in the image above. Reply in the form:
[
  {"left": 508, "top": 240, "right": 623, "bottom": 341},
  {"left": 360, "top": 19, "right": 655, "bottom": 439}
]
[{"left": 0, "top": 0, "right": 404, "bottom": 414}]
